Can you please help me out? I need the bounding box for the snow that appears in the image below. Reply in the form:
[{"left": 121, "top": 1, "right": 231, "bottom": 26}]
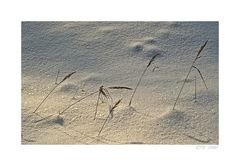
[{"left": 22, "top": 22, "right": 218, "bottom": 144}]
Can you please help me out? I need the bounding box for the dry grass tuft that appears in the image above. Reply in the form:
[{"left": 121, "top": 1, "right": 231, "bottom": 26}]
[
  {"left": 94, "top": 85, "right": 132, "bottom": 120},
  {"left": 94, "top": 86, "right": 112, "bottom": 120}
]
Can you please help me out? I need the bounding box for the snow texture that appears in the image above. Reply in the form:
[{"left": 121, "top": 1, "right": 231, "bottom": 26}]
[{"left": 22, "top": 22, "right": 218, "bottom": 144}]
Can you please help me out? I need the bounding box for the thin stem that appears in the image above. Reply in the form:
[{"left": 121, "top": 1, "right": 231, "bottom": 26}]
[
  {"left": 128, "top": 54, "right": 157, "bottom": 106},
  {"left": 35, "top": 91, "right": 98, "bottom": 123},
  {"left": 173, "top": 41, "right": 208, "bottom": 110},
  {"left": 195, "top": 75, "right": 197, "bottom": 102},
  {"left": 173, "top": 63, "right": 195, "bottom": 110},
  {"left": 34, "top": 114, "right": 55, "bottom": 123},
  {"left": 33, "top": 84, "right": 58, "bottom": 113},
  {"left": 128, "top": 67, "right": 148, "bottom": 106},
  {"left": 95, "top": 86, "right": 130, "bottom": 120},
  {"left": 196, "top": 40, "right": 208, "bottom": 58},
  {"left": 33, "top": 71, "right": 76, "bottom": 113},
  {"left": 55, "top": 70, "right": 60, "bottom": 84},
  {"left": 93, "top": 91, "right": 101, "bottom": 120},
  {"left": 192, "top": 66, "right": 208, "bottom": 90},
  {"left": 59, "top": 91, "right": 98, "bottom": 115},
  {"left": 97, "top": 99, "right": 121, "bottom": 136},
  {"left": 97, "top": 113, "right": 110, "bottom": 136},
  {"left": 108, "top": 86, "right": 132, "bottom": 90}
]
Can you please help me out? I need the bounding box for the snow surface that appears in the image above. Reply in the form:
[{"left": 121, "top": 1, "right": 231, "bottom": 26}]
[{"left": 22, "top": 22, "right": 218, "bottom": 144}]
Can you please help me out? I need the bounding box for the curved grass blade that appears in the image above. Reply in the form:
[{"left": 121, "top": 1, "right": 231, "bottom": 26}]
[{"left": 192, "top": 66, "right": 208, "bottom": 90}]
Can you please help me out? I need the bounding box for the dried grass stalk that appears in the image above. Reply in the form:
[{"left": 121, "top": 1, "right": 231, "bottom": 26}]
[
  {"left": 197, "top": 40, "right": 208, "bottom": 58},
  {"left": 192, "top": 66, "right": 208, "bottom": 90},
  {"left": 35, "top": 90, "right": 99, "bottom": 123},
  {"left": 173, "top": 41, "right": 208, "bottom": 110},
  {"left": 194, "top": 75, "right": 197, "bottom": 102},
  {"left": 129, "top": 54, "right": 157, "bottom": 106},
  {"left": 58, "top": 71, "right": 76, "bottom": 85},
  {"left": 97, "top": 99, "right": 122, "bottom": 136},
  {"left": 94, "top": 86, "right": 113, "bottom": 120},
  {"left": 33, "top": 71, "right": 76, "bottom": 113},
  {"left": 55, "top": 70, "right": 60, "bottom": 85},
  {"left": 108, "top": 86, "right": 133, "bottom": 90},
  {"left": 59, "top": 90, "right": 99, "bottom": 115}
]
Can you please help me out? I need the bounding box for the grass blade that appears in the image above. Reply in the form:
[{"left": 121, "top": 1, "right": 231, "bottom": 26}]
[
  {"left": 98, "top": 99, "right": 122, "bottom": 136},
  {"left": 197, "top": 40, "right": 208, "bottom": 58},
  {"left": 55, "top": 70, "right": 60, "bottom": 85},
  {"left": 192, "top": 66, "right": 208, "bottom": 90},
  {"left": 108, "top": 86, "right": 132, "bottom": 90},
  {"left": 94, "top": 86, "right": 113, "bottom": 120},
  {"left": 173, "top": 41, "right": 208, "bottom": 110},
  {"left": 34, "top": 114, "right": 55, "bottom": 123},
  {"left": 33, "top": 84, "right": 58, "bottom": 113},
  {"left": 59, "top": 91, "right": 98, "bottom": 115},
  {"left": 129, "top": 54, "right": 157, "bottom": 106},
  {"left": 195, "top": 75, "right": 197, "bottom": 102},
  {"left": 33, "top": 71, "right": 76, "bottom": 113},
  {"left": 111, "top": 99, "right": 122, "bottom": 111},
  {"left": 97, "top": 114, "right": 110, "bottom": 136},
  {"left": 93, "top": 90, "right": 101, "bottom": 120}
]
